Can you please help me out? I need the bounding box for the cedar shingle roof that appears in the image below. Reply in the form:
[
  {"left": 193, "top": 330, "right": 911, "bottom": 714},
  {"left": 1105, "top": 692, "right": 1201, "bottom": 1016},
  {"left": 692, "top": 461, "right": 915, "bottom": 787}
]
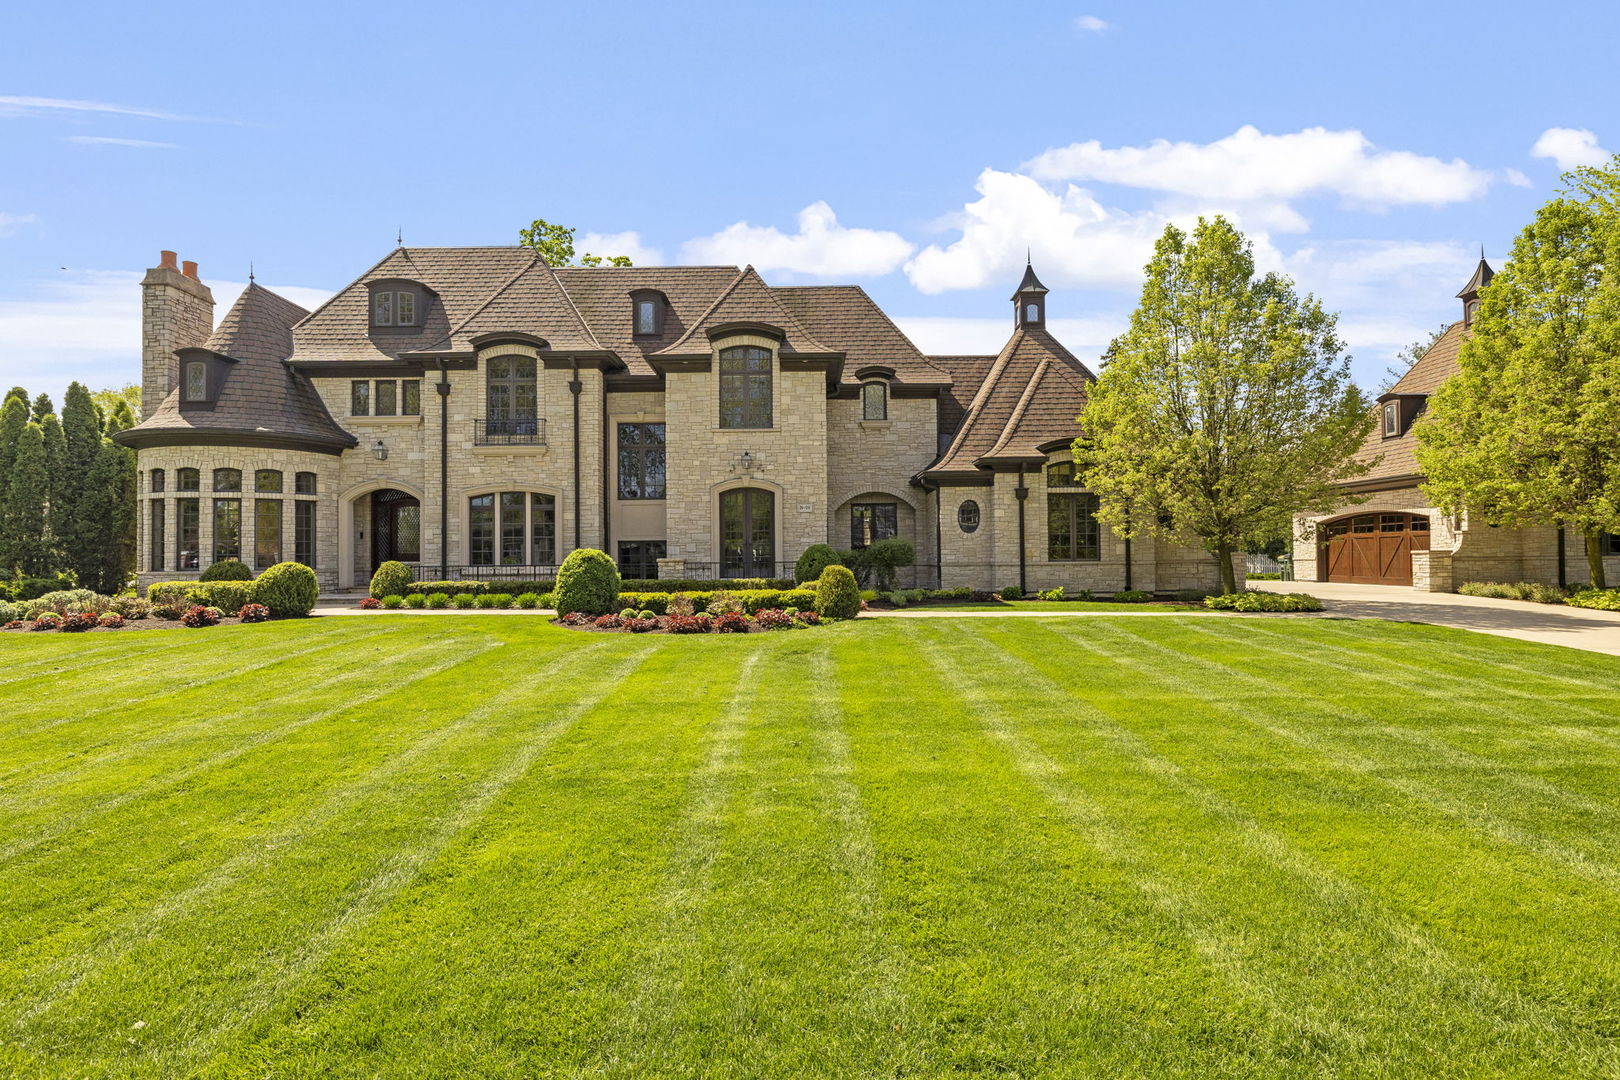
[
  {"left": 119, "top": 283, "right": 355, "bottom": 453},
  {"left": 930, "top": 355, "right": 998, "bottom": 434},
  {"left": 1351, "top": 320, "right": 1465, "bottom": 484},
  {"left": 773, "top": 286, "right": 951, "bottom": 386},
  {"left": 924, "top": 327, "right": 1095, "bottom": 478}
]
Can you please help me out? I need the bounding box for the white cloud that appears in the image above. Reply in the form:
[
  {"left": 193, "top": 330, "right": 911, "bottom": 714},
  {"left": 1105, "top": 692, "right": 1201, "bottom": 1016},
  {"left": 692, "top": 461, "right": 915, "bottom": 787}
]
[
  {"left": 0, "top": 212, "right": 37, "bottom": 236},
  {"left": 61, "top": 135, "right": 178, "bottom": 149},
  {"left": 1530, "top": 127, "right": 1610, "bottom": 171},
  {"left": 1504, "top": 167, "right": 1532, "bottom": 188},
  {"left": 681, "top": 201, "right": 914, "bottom": 278},
  {"left": 896, "top": 315, "right": 1125, "bottom": 359},
  {"left": 0, "top": 95, "right": 187, "bottom": 121},
  {"left": 1074, "top": 15, "right": 1109, "bottom": 32},
  {"left": 577, "top": 230, "right": 662, "bottom": 266},
  {"left": 1025, "top": 125, "right": 1491, "bottom": 208}
]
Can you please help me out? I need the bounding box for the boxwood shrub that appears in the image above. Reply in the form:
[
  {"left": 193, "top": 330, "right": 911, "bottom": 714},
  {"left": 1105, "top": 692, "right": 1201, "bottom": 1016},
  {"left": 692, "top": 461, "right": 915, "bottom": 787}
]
[
  {"left": 251, "top": 562, "right": 319, "bottom": 617},
  {"left": 794, "top": 544, "right": 843, "bottom": 584},
  {"left": 407, "top": 580, "right": 489, "bottom": 596},
  {"left": 199, "top": 558, "right": 253, "bottom": 582},
  {"left": 555, "top": 548, "right": 622, "bottom": 615},
  {"left": 814, "top": 565, "right": 861, "bottom": 619},
  {"left": 369, "top": 560, "right": 415, "bottom": 600},
  {"left": 189, "top": 582, "right": 253, "bottom": 613},
  {"left": 1203, "top": 591, "right": 1323, "bottom": 612}
]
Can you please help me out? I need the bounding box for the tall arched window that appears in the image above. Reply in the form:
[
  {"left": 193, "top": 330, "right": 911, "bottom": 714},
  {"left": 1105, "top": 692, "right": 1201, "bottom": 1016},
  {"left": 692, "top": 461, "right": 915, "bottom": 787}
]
[
  {"left": 485, "top": 356, "right": 538, "bottom": 439},
  {"left": 719, "top": 346, "right": 771, "bottom": 429}
]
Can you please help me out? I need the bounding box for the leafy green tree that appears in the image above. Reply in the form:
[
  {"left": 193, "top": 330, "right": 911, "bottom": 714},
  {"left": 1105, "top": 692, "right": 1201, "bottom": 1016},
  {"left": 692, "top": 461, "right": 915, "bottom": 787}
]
[
  {"left": 30, "top": 392, "right": 52, "bottom": 423},
  {"left": 518, "top": 218, "right": 633, "bottom": 267},
  {"left": 1417, "top": 179, "right": 1620, "bottom": 588},
  {"left": 0, "top": 422, "right": 51, "bottom": 576},
  {"left": 91, "top": 383, "right": 142, "bottom": 425},
  {"left": 1077, "top": 216, "right": 1373, "bottom": 594},
  {"left": 69, "top": 437, "right": 137, "bottom": 593},
  {"left": 104, "top": 398, "right": 136, "bottom": 436}
]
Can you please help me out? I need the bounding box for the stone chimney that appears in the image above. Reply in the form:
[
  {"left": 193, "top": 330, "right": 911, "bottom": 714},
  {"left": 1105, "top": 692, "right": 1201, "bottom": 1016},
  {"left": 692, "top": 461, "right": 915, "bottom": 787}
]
[{"left": 141, "top": 250, "right": 215, "bottom": 417}]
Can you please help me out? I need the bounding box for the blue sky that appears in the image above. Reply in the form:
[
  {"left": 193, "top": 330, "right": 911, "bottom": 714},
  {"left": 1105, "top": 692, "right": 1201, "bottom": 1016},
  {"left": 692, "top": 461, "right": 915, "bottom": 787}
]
[{"left": 2, "top": 0, "right": 1616, "bottom": 404}]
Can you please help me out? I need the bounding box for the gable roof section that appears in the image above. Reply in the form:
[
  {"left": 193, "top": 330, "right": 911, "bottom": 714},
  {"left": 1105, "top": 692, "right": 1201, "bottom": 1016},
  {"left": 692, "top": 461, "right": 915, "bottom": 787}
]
[
  {"left": 118, "top": 283, "right": 356, "bottom": 454},
  {"left": 653, "top": 267, "right": 837, "bottom": 359},
  {"left": 555, "top": 265, "right": 738, "bottom": 376},
  {"left": 1350, "top": 319, "right": 1465, "bottom": 485},
  {"left": 772, "top": 285, "right": 951, "bottom": 386},
  {"left": 923, "top": 327, "right": 1094, "bottom": 478},
  {"left": 929, "top": 355, "right": 998, "bottom": 434},
  {"left": 429, "top": 257, "right": 603, "bottom": 355},
  {"left": 289, "top": 246, "right": 539, "bottom": 364}
]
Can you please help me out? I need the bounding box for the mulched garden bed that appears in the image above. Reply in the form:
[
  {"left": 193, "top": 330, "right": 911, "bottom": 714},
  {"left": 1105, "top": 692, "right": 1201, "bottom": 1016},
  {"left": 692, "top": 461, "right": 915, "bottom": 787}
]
[
  {"left": 2, "top": 615, "right": 259, "bottom": 633},
  {"left": 554, "top": 611, "right": 823, "bottom": 634}
]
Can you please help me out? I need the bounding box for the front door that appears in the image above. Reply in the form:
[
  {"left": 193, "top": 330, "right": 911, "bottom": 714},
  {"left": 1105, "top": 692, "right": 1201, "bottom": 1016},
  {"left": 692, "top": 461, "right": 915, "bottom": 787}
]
[
  {"left": 720, "top": 488, "right": 774, "bottom": 578},
  {"left": 371, "top": 489, "right": 421, "bottom": 572}
]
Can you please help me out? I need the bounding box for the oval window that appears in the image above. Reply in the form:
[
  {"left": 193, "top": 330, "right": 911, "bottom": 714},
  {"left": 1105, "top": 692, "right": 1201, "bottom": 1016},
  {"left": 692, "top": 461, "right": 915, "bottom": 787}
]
[{"left": 958, "top": 500, "right": 981, "bottom": 533}]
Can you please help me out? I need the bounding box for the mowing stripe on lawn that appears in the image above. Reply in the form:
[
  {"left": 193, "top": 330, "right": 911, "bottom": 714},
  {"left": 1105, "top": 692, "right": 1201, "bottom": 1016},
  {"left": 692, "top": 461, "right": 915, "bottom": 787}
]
[
  {"left": 0, "top": 634, "right": 500, "bottom": 865},
  {"left": 169, "top": 639, "right": 662, "bottom": 1074},
  {"left": 0, "top": 625, "right": 437, "bottom": 808},
  {"left": 0, "top": 633, "right": 201, "bottom": 688},
  {"left": 0, "top": 623, "right": 400, "bottom": 755},
  {"left": 907, "top": 620, "right": 1602, "bottom": 1073}
]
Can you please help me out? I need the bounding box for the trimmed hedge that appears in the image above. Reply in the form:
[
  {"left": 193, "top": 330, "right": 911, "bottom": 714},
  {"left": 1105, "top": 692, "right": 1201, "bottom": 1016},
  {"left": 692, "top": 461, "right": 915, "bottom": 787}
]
[
  {"left": 369, "top": 560, "right": 415, "bottom": 600},
  {"left": 251, "top": 562, "right": 320, "bottom": 617},
  {"left": 199, "top": 558, "right": 253, "bottom": 582},
  {"left": 615, "top": 589, "right": 816, "bottom": 616},
  {"left": 815, "top": 565, "right": 861, "bottom": 619},
  {"left": 151, "top": 580, "right": 253, "bottom": 611},
  {"left": 555, "top": 549, "right": 622, "bottom": 616},
  {"left": 406, "top": 580, "right": 489, "bottom": 596}
]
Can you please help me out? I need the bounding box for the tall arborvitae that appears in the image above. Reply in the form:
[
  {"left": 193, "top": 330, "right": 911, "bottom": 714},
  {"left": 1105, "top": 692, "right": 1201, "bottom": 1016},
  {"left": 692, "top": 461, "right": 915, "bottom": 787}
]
[
  {"left": 58, "top": 381, "right": 104, "bottom": 576},
  {"left": 39, "top": 412, "right": 67, "bottom": 561},
  {"left": 0, "top": 422, "right": 51, "bottom": 576},
  {"left": 0, "top": 393, "right": 26, "bottom": 493},
  {"left": 30, "top": 393, "right": 53, "bottom": 423},
  {"left": 71, "top": 437, "right": 137, "bottom": 593},
  {"left": 4, "top": 387, "right": 27, "bottom": 408},
  {"left": 105, "top": 399, "right": 136, "bottom": 437}
]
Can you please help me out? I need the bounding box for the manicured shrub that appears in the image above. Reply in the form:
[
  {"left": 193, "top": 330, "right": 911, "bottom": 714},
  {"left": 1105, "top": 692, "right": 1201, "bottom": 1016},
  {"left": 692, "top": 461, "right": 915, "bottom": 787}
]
[
  {"left": 381, "top": 595, "right": 406, "bottom": 610},
  {"left": 999, "top": 585, "right": 1023, "bottom": 600},
  {"left": 180, "top": 605, "right": 221, "bottom": 627},
  {"left": 188, "top": 582, "right": 252, "bottom": 613},
  {"left": 359, "top": 597, "right": 383, "bottom": 610},
  {"left": 152, "top": 603, "right": 183, "bottom": 620},
  {"left": 250, "top": 562, "right": 319, "bottom": 617},
  {"left": 476, "top": 593, "right": 514, "bottom": 609},
  {"left": 110, "top": 596, "right": 151, "bottom": 619},
  {"left": 26, "top": 589, "right": 99, "bottom": 618},
  {"left": 369, "top": 560, "right": 415, "bottom": 600},
  {"left": 453, "top": 593, "right": 477, "bottom": 609},
  {"left": 620, "top": 577, "right": 794, "bottom": 593},
  {"left": 616, "top": 592, "right": 671, "bottom": 615},
  {"left": 794, "top": 611, "right": 821, "bottom": 626},
  {"left": 425, "top": 592, "right": 450, "bottom": 609},
  {"left": 814, "top": 565, "right": 861, "bottom": 620},
  {"left": 97, "top": 612, "right": 125, "bottom": 628},
  {"left": 1203, "top": 591, "right": 1323, "bottom": 612},
  {"left": 31, "top": 613, "right": 60, "bottom": 630},
  {"left": 706, "top": 592, "right": 744, "bottom": 616},
  {"left": 795, "top": 544, "right": 842, "bottom": 584},
  {"left": 666, "top": 614, "right": 708, "bottom": 634},
  {"left": 60, "top": 611, "right": 98, "bottom": 632},
  {"left": 238, "top": 603, "right": 270, "bottom": 623},
  {"left": 1112, "top": 589, "right": 1153, "bottom": 603},
  {"left": 407, "top": 580, "right": 489, "bottom": 597},
  {"left": 555, "top": 549, "right": 622, "bottom": 616},
  {"left": 514, "top": 592, "right": 541, "bottom": 609},
  {"left": 200, "top": 558, "right": 253, "bottom": 582},
  {"left": 863, "top": 538, "right": 916, "bottom": 591},
  {"left": 403, "top": 593, "right": 427, "bottom": 609}
]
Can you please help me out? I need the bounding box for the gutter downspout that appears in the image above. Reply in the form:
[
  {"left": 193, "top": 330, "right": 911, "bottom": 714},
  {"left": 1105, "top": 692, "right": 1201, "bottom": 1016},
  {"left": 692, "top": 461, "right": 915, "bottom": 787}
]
[
  {"left": 933, "top": 483, "right": 943, "bottom": 590},
  {"left": 437, "top": 360, "right": 450, "bottom": 579},
  {"left": 1123, "top": 508, "right": 1134, "bottom": 592},
  {"left": 570, "top": 359, "right": 583, "bottom": 551},
  {"left": 601, "top": 375, "right": 611, "bottom": 560},
  {"left": 1014, "top": 465, "right": 1028, "bottom": 595},
  {"left": 1558, "top": 524, "right": 1567, "bottom": 589}
]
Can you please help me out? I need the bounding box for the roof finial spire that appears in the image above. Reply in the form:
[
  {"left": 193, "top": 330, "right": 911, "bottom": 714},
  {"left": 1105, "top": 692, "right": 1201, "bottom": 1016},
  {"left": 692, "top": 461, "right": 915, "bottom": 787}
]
[
  {"left": 1026, "top": 246, "right": 1032, "bottom": 266},
  {"left": 396, "top": 226, "right": 404, "bottom": 248},
  {"left": 248, "top": 260, "right": 255, "bottom": 283}
]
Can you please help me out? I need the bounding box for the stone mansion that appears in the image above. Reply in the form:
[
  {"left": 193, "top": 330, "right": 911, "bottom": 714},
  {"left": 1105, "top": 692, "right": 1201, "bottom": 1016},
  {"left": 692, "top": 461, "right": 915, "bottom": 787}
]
[{"left": 117, "top": 247, "right": 1222, "bottom": 593}]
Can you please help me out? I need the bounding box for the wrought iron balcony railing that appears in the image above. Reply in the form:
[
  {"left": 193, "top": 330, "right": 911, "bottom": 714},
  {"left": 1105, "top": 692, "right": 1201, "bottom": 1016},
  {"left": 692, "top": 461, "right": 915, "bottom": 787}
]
[{"left": 474, "top": 418, "right": 547, "bottom": 446}]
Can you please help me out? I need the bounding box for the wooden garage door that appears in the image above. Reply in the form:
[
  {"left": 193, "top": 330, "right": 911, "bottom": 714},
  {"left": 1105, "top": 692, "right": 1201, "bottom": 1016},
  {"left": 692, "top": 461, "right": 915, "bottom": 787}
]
[{"left": 1322, "top": 513, "right": 1430, "bottom": 585}]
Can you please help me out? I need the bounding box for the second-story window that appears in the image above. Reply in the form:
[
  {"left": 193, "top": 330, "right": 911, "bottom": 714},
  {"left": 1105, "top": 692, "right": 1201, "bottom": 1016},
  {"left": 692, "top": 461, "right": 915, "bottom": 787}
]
[
  {"left": 486, "top": 356, "right": 538, "bottom": 438},
  {"left": 636, "top": 299, "right": 657, "bottom": 335},
  {"left": 618, "top": 423, "right": 666, "bottom": 499},
  {"left": 371, "top": 288, "right": 419, "bottom": 327},
  {"left": 183, "top": 360, "right": 208, "bottom": 402},
  {"left": 861, "top": 381, "right": 888, "bottom": 421},
  {"left": 351, "top": 381, "right": 370, "bottom": 416},
  {"left": 1383, "top": 402, "right": 1400, "bottom": 437},
  {"left": 719, "top": 345, "right": 772, "bottom": 429}
]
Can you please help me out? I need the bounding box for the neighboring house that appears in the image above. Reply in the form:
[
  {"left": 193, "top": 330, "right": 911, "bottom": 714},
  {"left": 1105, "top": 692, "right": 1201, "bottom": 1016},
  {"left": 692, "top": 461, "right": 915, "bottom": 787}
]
[
  {"left": 117, "top": 248, "right": 1222, "bottom": 592},
  {"left": 1292, "top": 256, "right": 1613, "bottom": 591}
]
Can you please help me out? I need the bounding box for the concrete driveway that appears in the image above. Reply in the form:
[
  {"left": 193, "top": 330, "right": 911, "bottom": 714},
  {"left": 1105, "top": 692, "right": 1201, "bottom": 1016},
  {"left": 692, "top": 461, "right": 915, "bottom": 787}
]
[{"left": 1253, "top": 579, "right": 1620, "bottom": 657}]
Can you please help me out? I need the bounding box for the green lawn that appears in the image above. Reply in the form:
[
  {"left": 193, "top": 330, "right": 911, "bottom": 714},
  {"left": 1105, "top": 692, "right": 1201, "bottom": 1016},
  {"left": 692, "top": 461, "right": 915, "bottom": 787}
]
[
  {"left": 4, "top": 615, "right": 1620, "bottom": 1078},
  {"left": 901, "top": 599, "right": 1203, "bottom": 612}
]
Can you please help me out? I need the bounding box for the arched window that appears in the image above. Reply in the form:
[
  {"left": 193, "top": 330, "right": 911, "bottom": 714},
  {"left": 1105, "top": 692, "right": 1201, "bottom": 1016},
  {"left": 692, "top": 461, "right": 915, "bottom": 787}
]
[
  {"left": 1382, "top": 402, "right": 1400, "bottom": 437},
  {"left": 719, "top": 346, "right": 772, "bottom": 429},
  {"left": 149, "top": 468, "right": 165, "bottom": 493},
  {"left": 255, "top": 469, "right": 283, "bottom": 493},
  {"left": 295, "top": 471, "right": 317, "bottom": 495},
  {"left": 958, "top": 500, "right": 980, "bottom": 533},
  {"left": 861, "top": 380, "right": 888, "bottom": 421},
  {"left": 184, "top": 359, "right": 208, "bottom": 401},
  {"left": 213, "top": 468, "right": 241, "bottom": 492},
  {"left": 1046, "top": 461, "right": 1080, "bottom": 487},
  {"left": 177, "top": 467, "right": 200, "bottom": 492},
  {"left": 631, "top": 290, "right": 667, "bottom": 336},
  {"left": 1025, "top": 303, "right": 1040, "bottom": 323},
  {"left": 485, "top": 356, "right": 538, "bottom": 439}
]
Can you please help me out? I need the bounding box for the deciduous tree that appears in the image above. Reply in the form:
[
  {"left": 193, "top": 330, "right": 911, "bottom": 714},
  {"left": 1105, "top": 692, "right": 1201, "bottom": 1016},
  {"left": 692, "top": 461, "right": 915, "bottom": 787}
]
[
  {"left": 1077, "top": 216, "right": 1373, "bottom": 593},
  {"left": 1417, "top": 175, "right": 1620, "bottom": 588},
  {"left": 518, "top": 218, "right": 633, "bottom": 267}
]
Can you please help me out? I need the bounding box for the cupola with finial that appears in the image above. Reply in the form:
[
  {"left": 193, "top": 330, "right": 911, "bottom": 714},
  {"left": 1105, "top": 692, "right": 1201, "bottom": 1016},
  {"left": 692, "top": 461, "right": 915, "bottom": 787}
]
[
  {"left": 1457, "top": 250, "right": 1494, "bottom": 328},
  {"left": 1012, "top": 255, "right": 1048, "bottom": 329}
]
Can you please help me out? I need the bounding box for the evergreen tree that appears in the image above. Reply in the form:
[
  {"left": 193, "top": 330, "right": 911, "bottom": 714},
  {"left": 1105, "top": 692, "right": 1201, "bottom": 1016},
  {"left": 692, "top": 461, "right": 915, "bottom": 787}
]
[
  {"left": 0, "top": 422, "right": 51, "bottom": 576},
  {"left": 31, "top": 393, "right": 53, "bottom": 423},
  {"left": 58, "top": 381, "right": 103, "bottom": 575},
  {"left": 105, "top": 398, "right": 136, "bottom": 436},
  {"left": 70, "top": 437, "right": 137, "bottom": 593},
  {"left": 0, "top": 393, "right": 26, "bottom": 493},
  {"left": 4, "top": 387, "right": 26, "bottom": 408},
  {"left": 1418, "top": 175, "right": 1620, "bottom": 588},
  {"left": 39, "top": 412, "right": 67, "bottom": 563},
  {"left": 1077, "top": 216, "right": 1372, "bottom": 593}
]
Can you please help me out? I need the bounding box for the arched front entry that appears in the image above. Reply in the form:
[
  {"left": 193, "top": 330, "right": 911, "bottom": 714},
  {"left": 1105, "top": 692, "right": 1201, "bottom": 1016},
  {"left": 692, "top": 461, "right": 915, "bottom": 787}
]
[
  {"left": 1321, "top": 512, "right": 1430, "bottom": 585},
  {"left": 370, "top": 489, "right": 420, "bottom": 571},
  {"left": 720, "top": 487, "right": 774, "bottom": 578}
]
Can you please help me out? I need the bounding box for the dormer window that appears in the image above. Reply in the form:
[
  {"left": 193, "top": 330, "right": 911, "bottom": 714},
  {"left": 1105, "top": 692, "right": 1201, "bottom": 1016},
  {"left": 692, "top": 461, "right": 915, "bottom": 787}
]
[
  {"left": 183, "top": 359, "right": 208, "bottom": 402},
  {"left": 861, "top": 380, "right": 888, "bottom": 421},
  {"left": 370, "top": 285, "right": 420, "bottom": 327},
  {"left": 1383, "top": 401, "right": 1400, "bottom": 437},
  {"left": 631, "top": 290, "right": 667, "bottom": 336}
]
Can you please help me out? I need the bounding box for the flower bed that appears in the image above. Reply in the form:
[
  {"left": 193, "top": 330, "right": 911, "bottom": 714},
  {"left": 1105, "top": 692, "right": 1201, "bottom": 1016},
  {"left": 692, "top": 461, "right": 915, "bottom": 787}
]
[{"left": 556, "top": 606, "right": 827, "bottom": 634}]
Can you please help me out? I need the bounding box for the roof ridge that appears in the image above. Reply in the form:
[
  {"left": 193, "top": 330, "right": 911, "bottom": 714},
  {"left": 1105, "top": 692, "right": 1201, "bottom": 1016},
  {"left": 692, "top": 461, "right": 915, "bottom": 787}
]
[
  {"left": 546, "top": 259, "right": 606, "bottom": 350},
  {"left": 987, "top": 358, "right": 1054, "bottom": 458},
  {"left": 656, "top": 266, "right": 750, "bottom": 354}
]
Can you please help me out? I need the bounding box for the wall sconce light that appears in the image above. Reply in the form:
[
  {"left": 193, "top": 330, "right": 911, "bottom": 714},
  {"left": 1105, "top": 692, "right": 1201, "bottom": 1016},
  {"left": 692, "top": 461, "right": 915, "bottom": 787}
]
[
  {"left": 738, "top": 449, "right": 754, "bottom": 471},
  {"left": 372, "top": 439, "right": 388, "bottom": 461}
]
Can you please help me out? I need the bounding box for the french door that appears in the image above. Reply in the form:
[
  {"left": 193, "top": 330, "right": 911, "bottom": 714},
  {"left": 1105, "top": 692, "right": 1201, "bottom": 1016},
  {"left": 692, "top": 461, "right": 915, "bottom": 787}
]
[{"left": 720, "top": 488, "right": 774, "bottom": 578}]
